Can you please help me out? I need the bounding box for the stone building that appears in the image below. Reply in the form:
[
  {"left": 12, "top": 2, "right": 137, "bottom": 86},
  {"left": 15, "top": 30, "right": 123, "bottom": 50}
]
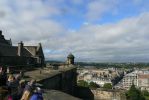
[
  {"left": 0, "top": 30, "right": 45, "bottom": 66},
  {"left": 67, "top": 53, "right": 75, "bottom": 65}
]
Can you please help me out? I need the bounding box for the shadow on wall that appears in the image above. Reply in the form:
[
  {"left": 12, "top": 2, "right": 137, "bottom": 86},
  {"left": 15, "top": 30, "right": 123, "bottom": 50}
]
[{"left": 74, "top": 86, "right": 94, "bottom": 100}]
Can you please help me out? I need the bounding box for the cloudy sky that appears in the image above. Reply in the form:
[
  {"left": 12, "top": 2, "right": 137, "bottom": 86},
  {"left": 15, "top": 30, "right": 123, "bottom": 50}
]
[{"left": 0, "top": 0, "right": 149, "bottom": 62}]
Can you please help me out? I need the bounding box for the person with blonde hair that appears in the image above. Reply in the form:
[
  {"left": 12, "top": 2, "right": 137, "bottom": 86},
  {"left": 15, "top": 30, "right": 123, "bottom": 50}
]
[
  {"left": 7, "top": 74, "right": 15, "bottom": 88},
  {"left": 7, "top": 74, "right": 19, "bottom": 100},
  {"left": 7, "top": 74, "right": 15, "bottom": 82}
]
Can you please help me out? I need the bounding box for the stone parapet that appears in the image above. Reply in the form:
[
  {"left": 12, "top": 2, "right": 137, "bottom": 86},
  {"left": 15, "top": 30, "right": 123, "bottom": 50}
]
[{"left": 24, "top": 66, "right": 77, "bottom": 95}]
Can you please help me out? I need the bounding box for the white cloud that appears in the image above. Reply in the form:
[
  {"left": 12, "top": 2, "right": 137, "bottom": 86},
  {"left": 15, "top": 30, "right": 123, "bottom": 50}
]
[
  {"left": 86, "top": 0, "right": 118, "bottom": 21},
  {"left": 0, "top": 0, "right": 149, "bottom": 62},
  {"left": 45, "top": 12, "right": 149, "bottom": 62},
  {"left": 0, "top": 0, "right": 65, "bottom": 43}
]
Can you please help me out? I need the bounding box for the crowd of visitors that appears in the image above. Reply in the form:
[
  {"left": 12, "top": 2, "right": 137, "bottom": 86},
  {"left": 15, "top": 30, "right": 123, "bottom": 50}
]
[{"left": 0, "top": 67, "right": 43, "bottom": 100}]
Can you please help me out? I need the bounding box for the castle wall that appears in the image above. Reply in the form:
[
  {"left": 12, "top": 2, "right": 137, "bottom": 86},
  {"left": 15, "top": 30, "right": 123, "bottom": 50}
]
[
  {"left": 0, "top": 56, "right": 36, "bottom": 66},
  {"left": 38, "top": 73, "right": 62, "bottom": 90},
  {"left": 75, "top": 87, "right": 126, "bottom": 100},
  {"left": 60, "top": 68, "right": 77, "bottom": 94},
  {"left": 91, "top": 89, "right": 126, "bottom": 100},
  {"left": 25, "top": 66, "right": 77, "bottom": 95}
]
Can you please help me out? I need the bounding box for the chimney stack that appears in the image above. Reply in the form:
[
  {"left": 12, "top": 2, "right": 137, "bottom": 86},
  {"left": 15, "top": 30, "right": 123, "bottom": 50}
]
[
  {"left": 18, "top": 41, "right": 24, "bottom": 56},
  {"left": 0, "top": 30, "right": 2, "bottom": 35}
]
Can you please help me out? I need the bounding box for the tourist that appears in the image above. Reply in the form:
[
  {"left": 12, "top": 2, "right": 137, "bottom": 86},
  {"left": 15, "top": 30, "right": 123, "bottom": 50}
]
[
  {"left": 30, "top": 87, "right": 43, "bottom": 100},
  {"left": 0, "top": 86, "right": 9, "bottom": 100},
  {"left": 6, "top": 67, "right": 10, "bottom": 74},
  {"left": 24, "top": 79, "right": 36, "bottom": 92},
  {"left": 6, "top": 74, "right": 16, "bottom": 99},
  {"left": 21, "top": 79, "right": 36, "bottom": 100},
  {"left": 0, "top": 67, "right": 7, "bottom": 86},
  {"left": 21, "top": 90, "right": 31, "bottom": 100},
  {"left": 0, "top": 67, "right": 2, "bottom": 73},
  {"left": 7, "top": 74, "right": 15, "bottom": 87},
  {"left": 15, "top": 74, "right": 21, "bottom": 82},
  {"left": 7, "top": 95, "right": 13, "bottom": 100},
  {"left": 19, "top": 71, "right": 24, "bottom": 78},
  {"left": 17, "top": 79, "right": 26, "bottom": 100}
]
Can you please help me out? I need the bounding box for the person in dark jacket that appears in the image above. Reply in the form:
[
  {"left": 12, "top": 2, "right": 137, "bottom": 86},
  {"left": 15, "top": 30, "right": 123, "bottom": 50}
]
[{"left": 17, "top": 80, "right": 26, "bottom": 100}]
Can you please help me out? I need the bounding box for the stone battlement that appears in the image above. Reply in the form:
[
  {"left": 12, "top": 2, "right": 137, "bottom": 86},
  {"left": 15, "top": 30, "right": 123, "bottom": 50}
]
[{"left": 24, "top": 66, "right": 77, "bottom": 95}]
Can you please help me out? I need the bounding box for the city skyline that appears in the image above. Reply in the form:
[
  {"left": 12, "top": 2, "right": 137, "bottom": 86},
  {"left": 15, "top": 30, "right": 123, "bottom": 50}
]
[{"left": 0, "top": 0, "right": 149, "bottom": 62}]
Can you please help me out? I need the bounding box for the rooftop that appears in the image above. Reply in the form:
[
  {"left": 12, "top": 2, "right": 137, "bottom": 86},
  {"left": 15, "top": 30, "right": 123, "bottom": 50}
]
[{"left": 138, "top": 74, "right": 149, "bottom": 79}]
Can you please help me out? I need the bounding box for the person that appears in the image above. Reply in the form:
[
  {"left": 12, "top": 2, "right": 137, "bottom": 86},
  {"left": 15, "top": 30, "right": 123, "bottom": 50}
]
[
  {"left": 21, "top": 79, "right": 36, "bottom": 100},
  {"left": 0, "top": 67, "right": 7, "bottom": 86},
  {"left": 6, "top": 67, "right": 10, "bottom": 74},
  {"left": 21, "top": 90, "right": 31, "bottom": 100},
  {"left": 15, "top": 74, "right": 22, "bottom": 84},
  {"left": 0, "top": 67, "right": 2, "bottom": 73},
  {"left": 7, "top": 74, "right": 15, "bottom": 87},
  {"left": 30, "top": 87, "right": 43, "bottom": 100},
  {"left": 17, "top": 80, "right": 26, "bottom": 100},
  {"left": 7, "top": 74, "right": 19, "bottom": 100},
  {"left": 0, "top": 86, "right": 9, "bottom": 100},
  {"left": 19, "top": 71, "right": 24, "bottom": 78},
  {"left": 7, "top": 95, "right": 13, "bottom": 100}
]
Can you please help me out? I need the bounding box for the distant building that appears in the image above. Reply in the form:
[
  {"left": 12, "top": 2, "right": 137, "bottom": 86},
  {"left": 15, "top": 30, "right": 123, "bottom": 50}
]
[
  {"left": 122, "top": 71, "right": 138, "bottom": 90},
  {"left": 122, "top": 70, "right": 149, "bottom": 91},
  {"left": 138, "top": 73, "right": 149, "bottom": 91},
  {"left": 49, "top": 53, "right": 76, "bottom": 69},
  {"left": 77, "top": 68, "right": 123, "bottom": 87},
  {"left": 90, "top": 77, "right": 112, "bottom": 87},
  {"left": 0, "top": 30, "right": 45, "bottom": 66}
]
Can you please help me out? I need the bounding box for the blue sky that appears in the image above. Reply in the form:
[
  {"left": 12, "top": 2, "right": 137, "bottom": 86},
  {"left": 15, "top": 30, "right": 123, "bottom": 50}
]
[{"left": 0, "top": 0, "right": 149, "bottom": 62}]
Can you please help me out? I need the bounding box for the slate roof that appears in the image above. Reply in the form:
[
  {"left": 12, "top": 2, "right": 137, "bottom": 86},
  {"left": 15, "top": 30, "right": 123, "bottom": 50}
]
[
  {"left": 138, "top": 74, "right": 149, "bottom": 79},
  {"left": 67, "top": 53, "right": 75, "bottom": 58},
  {"left": 24, "top": 46, "right": 37, "bottom": 56},
  {"left": 0, "top": 31, "right": 44, "bottom": 58},
  {"left": 0, "top": 44, "right": 45, "bottom": 57},
  {"left": 0, "top": 45, "right": 18, "bottom": 56}
]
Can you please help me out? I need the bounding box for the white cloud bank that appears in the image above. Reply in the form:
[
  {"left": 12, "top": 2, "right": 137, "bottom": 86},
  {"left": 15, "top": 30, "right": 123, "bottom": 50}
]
[
  {"left": 46, "top": 12, "right": 149, "bottom": 62},
  {"left": 0, "top": 0, "right": 149, "bottom": 62}
]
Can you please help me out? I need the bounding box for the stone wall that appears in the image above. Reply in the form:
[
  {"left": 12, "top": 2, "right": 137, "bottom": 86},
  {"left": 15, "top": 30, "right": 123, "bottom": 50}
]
[
  {"left": 91, "top": 89, "right": 126, "bottom": 100},
  {"left": 25, "top": 66, "right": 77, "bottom": 95},
  {"left": 39, "top": 73, "right": 62, "bottom": 90},
  {"left": 75, "top": 88, "right": 126, "bottom": 100},
  {"left": 0, "top": 56, "right": 36, "bottom": 66}
]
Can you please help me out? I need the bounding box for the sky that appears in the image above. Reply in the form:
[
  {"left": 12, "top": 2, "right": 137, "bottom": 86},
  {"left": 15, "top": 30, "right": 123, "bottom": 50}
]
[{"left": 0, "top": 0, "right": 149, "bottom": 62}]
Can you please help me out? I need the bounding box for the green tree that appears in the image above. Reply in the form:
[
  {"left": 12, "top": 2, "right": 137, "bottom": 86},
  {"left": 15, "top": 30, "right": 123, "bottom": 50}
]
[
  {"left": 89, "top": 82, "right": 100, "bottom": 89},
  {"left": 142, "top": 90, "right": 149, "bottom": 96},
  {"left": 126, "top": 84, "right": 145, "bottom": 100},
  {"left": 77, "top": 80, "right": 89, "bottom": 87},
  {"left": 103, "top": 83, "right": 112, "bottom": 89},
  {"left": 142, "top": 90, "right": 149, "bottom": 100}
]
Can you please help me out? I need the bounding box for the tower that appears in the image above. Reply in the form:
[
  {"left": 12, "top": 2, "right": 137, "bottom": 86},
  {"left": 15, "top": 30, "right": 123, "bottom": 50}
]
[{"left": 67, "top": 53, "right": 75, "bottom": 65}]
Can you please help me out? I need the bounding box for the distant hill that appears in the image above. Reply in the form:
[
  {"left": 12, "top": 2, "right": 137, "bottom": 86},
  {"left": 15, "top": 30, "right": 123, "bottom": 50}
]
[
  {"left": 46, "top": 60, "right": 63, "bottom": 64},
  {"left": 45, "top": 60, "right": 149, "bottom": 68},
  {"left": 75, "top": 62, "right": 149, "bottom": 68}
]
